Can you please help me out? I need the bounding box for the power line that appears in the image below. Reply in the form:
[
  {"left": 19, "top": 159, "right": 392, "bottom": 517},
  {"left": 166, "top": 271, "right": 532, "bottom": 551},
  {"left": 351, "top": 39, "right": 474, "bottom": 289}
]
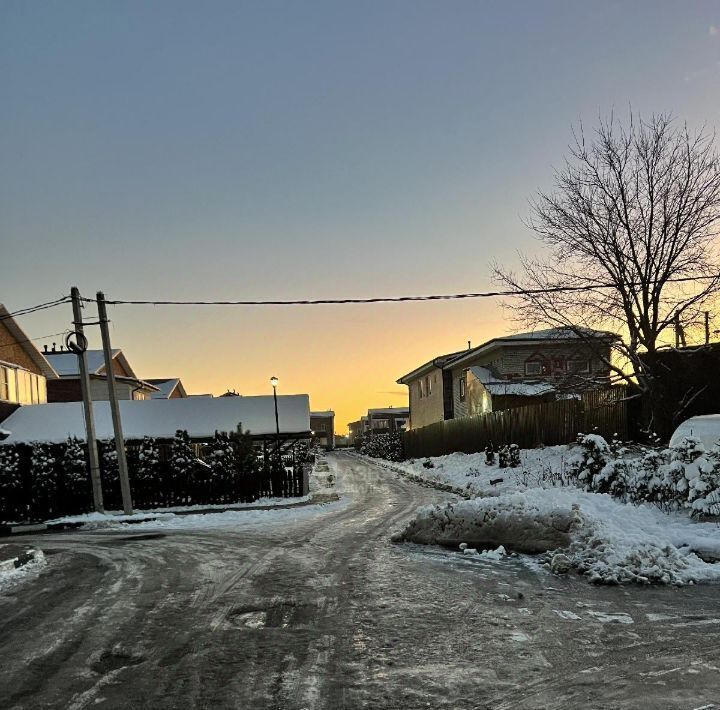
[
  {"left": 0, "top": 296, "right": 71, "bottom": 323},
  {"left": 80, "top": 273, "right": 720, "bottom": 308}
]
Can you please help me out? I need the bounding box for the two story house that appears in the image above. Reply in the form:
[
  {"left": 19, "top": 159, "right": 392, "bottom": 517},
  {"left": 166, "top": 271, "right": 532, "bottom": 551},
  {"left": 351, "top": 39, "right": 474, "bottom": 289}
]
[
  {"left": 398, "top": 327, "right": 616, "bottom": 429},
  {"left": 310, "top": 410, "right": 335, "bottom": 449},
  {"left": 44, "top": 347, "right": 159, "bottom": 402},
  {"left": 0, "top": 303, "right": 58, "bottom": 422}
]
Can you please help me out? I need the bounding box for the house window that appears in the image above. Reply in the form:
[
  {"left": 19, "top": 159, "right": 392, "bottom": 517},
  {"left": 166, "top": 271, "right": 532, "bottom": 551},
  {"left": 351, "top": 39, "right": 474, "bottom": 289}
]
[
  {"left": 395, "top": 419, "right": 408, "bottom": 430},
  {"left": 459, "top": 373, "right": 466, "bottom": 401},
  {"left": 567, "top": 359, "right": 591, "bottom": 374},
  {"left": 132, "top": 390, "right": 148, "bottom": 401},
  {"left": 524, "top": 361, "right": 543, "bottom": 376},
  {"left": 316, "top": 422, "right": 327, "bottom": 432},
  {"left": 426, "top": 375, "right": 432, "bottom": 396},
  {"left": 372, "top": 418, "right": 389, "bottom": 429},
  {"left": 418, "top": 380, "right": 425, "bottom": 399},
  {"left": 0, "top": 366, "right": 9, "bottom": 401}
]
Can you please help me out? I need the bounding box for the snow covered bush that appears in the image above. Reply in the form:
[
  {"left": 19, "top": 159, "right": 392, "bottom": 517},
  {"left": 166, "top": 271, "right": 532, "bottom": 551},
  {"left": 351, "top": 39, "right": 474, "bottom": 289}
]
[
  {"left": 0, "top": 444, "right": 24, "bottom": 522},
  {"left": 62, "top": 437, "right": 89, "bottom": 504},
  {"left": 170, "top": 430, "right": 196, "bottom": 503},
  {"left": 31, "top": 442, "right": 57, "bottom": 518},
  {"left": 360, "top": 432, "right": 404, "bottom": 462}
]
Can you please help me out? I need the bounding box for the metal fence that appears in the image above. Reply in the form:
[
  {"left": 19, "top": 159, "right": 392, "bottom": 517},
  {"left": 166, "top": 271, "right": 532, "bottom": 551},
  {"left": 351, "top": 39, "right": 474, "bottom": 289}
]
[
  {"left": 403, "top": 387, "right": 629, "bottom": 459},
  {"left": 0, "top": 441, "right": 306, "bottom": 524}
]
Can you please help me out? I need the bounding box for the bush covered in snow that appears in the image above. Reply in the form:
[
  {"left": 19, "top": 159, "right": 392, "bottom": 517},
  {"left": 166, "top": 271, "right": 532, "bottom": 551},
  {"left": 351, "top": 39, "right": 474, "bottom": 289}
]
[
  {"left": 360, "top": 431, "right": 404, "bottom": 462},
  {"left": 565, "top": 434, "right": 720, "bottom": 517}
]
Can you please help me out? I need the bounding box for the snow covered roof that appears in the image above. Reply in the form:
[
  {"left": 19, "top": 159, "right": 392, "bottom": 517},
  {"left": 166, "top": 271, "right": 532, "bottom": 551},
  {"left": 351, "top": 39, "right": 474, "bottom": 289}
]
[
  {"left": 310, "top": 410, "right": 335, "bottom": 418},
  {"left": 45, "top": 349, "right": 127, "bottom": 377},
  {"left": 469, "top": 366, "right": 555, "bottom": 397},
  {"left": 146, "top": 378, "right": 187, "bottom": 399},
  {"left": 0, "top": 394, "right": 311, "bottom": 444},
  {"left": 0, "top": 304, "right": 58, "bottom": 380}
]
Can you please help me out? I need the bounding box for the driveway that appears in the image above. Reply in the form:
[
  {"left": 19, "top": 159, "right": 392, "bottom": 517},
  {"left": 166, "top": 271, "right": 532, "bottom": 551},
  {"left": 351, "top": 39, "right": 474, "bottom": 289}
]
[{"left": 1, "top": 452, "right": 719, "bottom": 709}]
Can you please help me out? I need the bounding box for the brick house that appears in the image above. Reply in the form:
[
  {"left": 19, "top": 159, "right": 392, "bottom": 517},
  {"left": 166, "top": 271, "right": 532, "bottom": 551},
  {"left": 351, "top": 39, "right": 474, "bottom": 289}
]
[
  {"left": 44, "top": 347, "right": 159, "bottom": 403},
  {"left": 0, "top": 303, "right": 58, "bottom": 422},
  {"left": 310, "top": 410, "right": 335, "bottom": 449},
  {"left": 398, "top": 327, "right": 616, "bottom": 429}
]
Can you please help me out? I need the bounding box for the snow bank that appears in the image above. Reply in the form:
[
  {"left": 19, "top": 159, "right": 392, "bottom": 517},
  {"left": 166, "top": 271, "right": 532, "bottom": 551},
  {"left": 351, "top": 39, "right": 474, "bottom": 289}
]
[
  {"left": 396, "top": 488, "right": 720, "bottom": 585},
  {"left": 0, "top": 549, "right": 46, "bottom": 592},
  {"left": 394, "top": 446, "right": 571, "bottom": 497}
]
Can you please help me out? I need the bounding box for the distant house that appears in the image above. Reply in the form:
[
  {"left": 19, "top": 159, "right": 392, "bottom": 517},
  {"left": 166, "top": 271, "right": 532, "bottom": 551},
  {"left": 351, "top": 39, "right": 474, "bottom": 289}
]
[
  {"left": 44, "top": 347, "right": 159, "bottom": 403},
  {"left": 146, "top": 378, "right": 188, "bottom": 399},
  {"left": 347, "top": 419, "right": 364, "bottom": 445},
  {"left": 0, "top": 394, "right": 312, "bottom": 445},
  {"left": 0, "top": 303, "right": 58, "bottom": 422},
  {"left": 367, "top": 407, "right": 409, "bottom": 433},
  {"left": 398, "top": 327, "right": 616, "bottom": 429},
  {"left": 310, "top": 410, "right": 335, "bottom": 449}
]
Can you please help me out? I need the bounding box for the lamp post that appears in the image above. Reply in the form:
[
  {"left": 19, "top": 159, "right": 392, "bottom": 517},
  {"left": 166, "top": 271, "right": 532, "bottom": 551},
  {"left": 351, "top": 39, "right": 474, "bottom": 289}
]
[{"left": 270, "top": 376, "right": 280, "bottom": 457}]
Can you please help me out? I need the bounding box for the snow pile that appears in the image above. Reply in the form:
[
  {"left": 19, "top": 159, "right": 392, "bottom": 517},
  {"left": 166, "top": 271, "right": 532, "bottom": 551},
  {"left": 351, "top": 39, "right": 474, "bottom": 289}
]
[
  {"left": 397, "top": 488, "right": 720, "bottom": 585},
  {"left": 0, "top": 549, "right": 46, "bottom": 592}
]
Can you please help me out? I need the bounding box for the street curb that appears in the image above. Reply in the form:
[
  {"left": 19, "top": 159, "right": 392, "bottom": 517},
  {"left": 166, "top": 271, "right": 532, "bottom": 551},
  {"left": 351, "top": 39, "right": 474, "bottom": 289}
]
[{"left": 0, "top": 492, "right": 340, "bottom": 537}]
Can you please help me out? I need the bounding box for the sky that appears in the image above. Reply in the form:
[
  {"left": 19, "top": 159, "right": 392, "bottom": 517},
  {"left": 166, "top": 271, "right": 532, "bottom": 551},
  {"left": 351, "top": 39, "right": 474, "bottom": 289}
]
[{"left": 1, "top": 1, "right": 719, "bottom": 432}]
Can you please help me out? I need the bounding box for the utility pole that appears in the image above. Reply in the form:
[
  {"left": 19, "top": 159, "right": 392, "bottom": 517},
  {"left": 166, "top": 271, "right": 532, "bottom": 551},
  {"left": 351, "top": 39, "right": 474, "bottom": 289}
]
[
  {"left": 96, "top": 291, "right": 133, "bottom": 514},
  {"left": 70, "top": 287, "right": 104, "bottom": 513}
]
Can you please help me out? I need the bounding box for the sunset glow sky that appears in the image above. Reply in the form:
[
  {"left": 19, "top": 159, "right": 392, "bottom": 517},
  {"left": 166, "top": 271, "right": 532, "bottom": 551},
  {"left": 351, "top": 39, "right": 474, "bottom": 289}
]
[{"left": 2, "top": 1, "right": 719, "bottom": 432}]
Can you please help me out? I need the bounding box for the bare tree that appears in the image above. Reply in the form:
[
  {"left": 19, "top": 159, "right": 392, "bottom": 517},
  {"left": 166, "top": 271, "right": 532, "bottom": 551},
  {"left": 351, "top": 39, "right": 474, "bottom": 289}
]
[{"left": 494, "top": 113, "right": 720, "bottom": 435}]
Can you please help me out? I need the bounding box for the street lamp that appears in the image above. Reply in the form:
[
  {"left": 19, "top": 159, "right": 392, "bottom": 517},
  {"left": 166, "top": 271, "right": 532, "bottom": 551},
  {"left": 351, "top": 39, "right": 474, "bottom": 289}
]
[{"left": 270, "top": 376, "right": 280, "bottom": 456}]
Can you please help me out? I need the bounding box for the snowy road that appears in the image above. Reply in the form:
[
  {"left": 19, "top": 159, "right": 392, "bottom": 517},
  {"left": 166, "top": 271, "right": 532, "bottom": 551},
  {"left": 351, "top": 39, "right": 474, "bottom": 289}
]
[{"left": 1, "top": 452, "right": 719, "bottom": 709}]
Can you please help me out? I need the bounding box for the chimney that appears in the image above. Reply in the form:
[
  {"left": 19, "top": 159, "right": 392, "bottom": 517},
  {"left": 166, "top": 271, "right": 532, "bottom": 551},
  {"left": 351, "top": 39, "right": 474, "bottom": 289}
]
[
  {"left": 43, "top": 344, "right": 48, "bottom": 353},
  {"left": 468, "top": 340, "right": 471, "bottom": 350}
]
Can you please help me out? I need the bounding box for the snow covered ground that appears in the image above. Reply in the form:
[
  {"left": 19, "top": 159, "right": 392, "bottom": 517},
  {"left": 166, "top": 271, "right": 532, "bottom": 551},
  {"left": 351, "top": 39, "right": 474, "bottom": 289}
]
[
  {"left": 366, "top": 446, "right": 720, "bottom": 585},
  {"left": 0, "top": 549, "right": 46, "bottom": 592},
  {"left": 386, "top": 446, "right": 572, "bottom": 497}
]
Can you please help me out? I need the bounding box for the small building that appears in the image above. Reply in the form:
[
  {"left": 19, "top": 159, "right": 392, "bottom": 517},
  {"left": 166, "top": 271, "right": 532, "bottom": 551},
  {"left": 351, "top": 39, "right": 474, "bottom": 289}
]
[
  {"left": 146, "top": 378, "right": 188, "bottom": 399},
  {"left": 347, "top": 419, "right": 364, "bottom": 446},
  {"left": 310, "top": 410, "right": 335, "bottom": 449},
  {"left": 44, "top": 347, "right": 159, "bottom": 403},
  {"left": 0, "top": 303, "right": 58, "bottom": 422},
  {"left": 398, "top": 327, "right": 616, "bottom": 429}
]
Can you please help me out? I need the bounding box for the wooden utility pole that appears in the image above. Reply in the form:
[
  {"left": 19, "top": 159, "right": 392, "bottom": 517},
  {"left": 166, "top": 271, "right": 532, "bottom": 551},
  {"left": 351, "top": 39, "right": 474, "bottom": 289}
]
[
  {"left": 96, "top": 291, "right": 133, "bottom": 515},
  {"left": 70, "top": 287, "right": 104, "bottom": 513}
]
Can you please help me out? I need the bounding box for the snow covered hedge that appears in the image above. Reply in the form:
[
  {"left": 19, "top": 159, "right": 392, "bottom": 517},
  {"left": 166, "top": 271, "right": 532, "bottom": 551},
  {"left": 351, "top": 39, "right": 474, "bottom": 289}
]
[
  {"left": 359, "top": 432, "right": 404, "bottom": 462},
  {"left": 567, "top": 434, "right": 720, "bottom": 517}
]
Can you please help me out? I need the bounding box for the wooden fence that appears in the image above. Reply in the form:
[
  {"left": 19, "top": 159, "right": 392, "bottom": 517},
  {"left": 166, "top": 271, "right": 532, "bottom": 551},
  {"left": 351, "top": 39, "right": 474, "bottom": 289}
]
[
  {"left": 0, "top": 441, "right": 306, "bottom": 525},
  {"left": 403, "top": 387, "right": 629, "bottom": 459}
]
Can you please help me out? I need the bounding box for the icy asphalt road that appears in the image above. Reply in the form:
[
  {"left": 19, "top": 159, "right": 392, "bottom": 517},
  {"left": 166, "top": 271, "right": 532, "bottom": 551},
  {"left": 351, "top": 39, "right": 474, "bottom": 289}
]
[{"left": 1, "top": 453, "right": 719, "bottom": 710}]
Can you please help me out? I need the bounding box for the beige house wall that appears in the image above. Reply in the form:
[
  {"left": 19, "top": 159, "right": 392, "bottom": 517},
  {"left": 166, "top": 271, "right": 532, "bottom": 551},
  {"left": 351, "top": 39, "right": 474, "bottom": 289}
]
[
  {"left": 0, "top": 321, "right": 42, "bottom": 375},
  {"left": 407, "top": 369, "right": 444, "bottom": 429}
]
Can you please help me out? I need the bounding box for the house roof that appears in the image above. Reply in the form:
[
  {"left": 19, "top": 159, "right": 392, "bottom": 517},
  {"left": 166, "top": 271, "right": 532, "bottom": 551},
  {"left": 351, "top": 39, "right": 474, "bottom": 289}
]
[
  {"left": 443, "top": 327, "right": 618, "bottom": 370},
  {"left": 368, "top": 407, "right": 409, "bottom": 416},
  {"left": 396, "top": 350, "right": 468, "bottom": 384},
  {"left": 0, "top": 304, "right": 58, "bottom": 379},
  {"left": 310, "top": 410, "right": 335, "bottom": 418},
  {"left": 146, "top": 378, "right": 187, "bottom": 399},
  {"left": 44, "top": 349, "right": 136, "bottom": 378},
  {"left": 0, "top": 394, "right": 311, "bottom": 444},
  {"left": 469, "top": 366, "right": 555, "bottom": 397}
]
